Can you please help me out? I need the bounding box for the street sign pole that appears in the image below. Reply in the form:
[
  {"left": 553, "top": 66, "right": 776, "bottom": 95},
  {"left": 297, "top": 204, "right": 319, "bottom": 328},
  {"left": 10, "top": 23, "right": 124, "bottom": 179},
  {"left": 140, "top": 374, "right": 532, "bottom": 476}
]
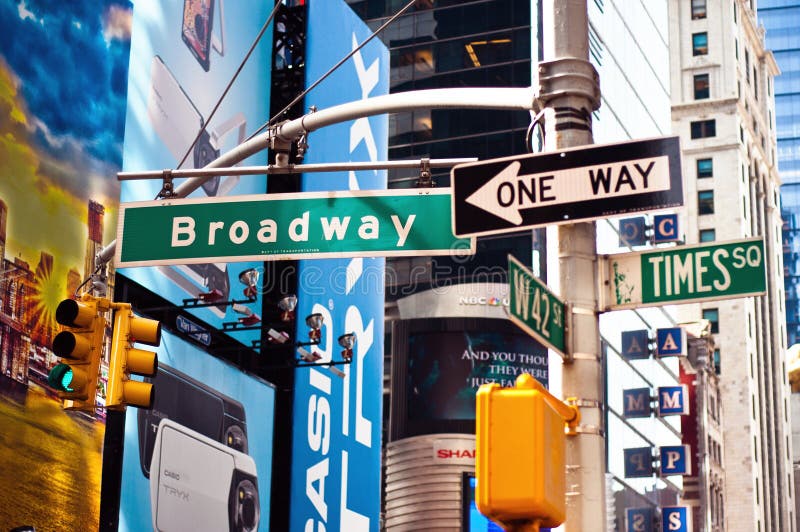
[{"left": 542, "top": 1, "right": 606, "bottom": 529}]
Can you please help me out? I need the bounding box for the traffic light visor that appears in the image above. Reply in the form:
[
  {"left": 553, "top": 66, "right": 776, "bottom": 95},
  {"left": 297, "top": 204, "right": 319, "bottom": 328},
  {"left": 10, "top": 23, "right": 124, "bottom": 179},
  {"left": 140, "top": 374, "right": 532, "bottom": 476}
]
[
  {"left": 130, "top": 315, "right": 161, "bottom": 346},
  {"left": 52, "top": 330, "right": 91, "bottom": 359},
  {"left": 55, "top": 298, "right": 95, "bottom": 328}
]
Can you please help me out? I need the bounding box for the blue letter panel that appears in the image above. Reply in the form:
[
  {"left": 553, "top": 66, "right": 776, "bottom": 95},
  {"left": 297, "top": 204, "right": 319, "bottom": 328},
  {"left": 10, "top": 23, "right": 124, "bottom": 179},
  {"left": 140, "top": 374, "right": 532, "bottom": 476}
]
[
  {"left": 660, "top": 445, "right": 691, "bottom": 476},
  {"left": 621, "top": 330, "right": 651, "bottom": 360},
  {"left": 623, "top": 388, "right": 652, "bottom": 418},
  {"left": 626, "top": 507, "right": 654, "bottom": 532},
  {"left": 661, "top": 506, "right": 691, "bottom": 532},
  {"left": 624, "top": 447, "right": 654, "bottom": 478},
  {"left": 658, "top": 385, "right": 689, "bottom": 416},
  {"left": 653, "top": 213, "right": 679, "bottom": 243},
  {"left": 656, "top": 327, "right": 685, "bottom": 357},
  {"left": 619, "top": 217, "right": 648, "bottom": 247}
]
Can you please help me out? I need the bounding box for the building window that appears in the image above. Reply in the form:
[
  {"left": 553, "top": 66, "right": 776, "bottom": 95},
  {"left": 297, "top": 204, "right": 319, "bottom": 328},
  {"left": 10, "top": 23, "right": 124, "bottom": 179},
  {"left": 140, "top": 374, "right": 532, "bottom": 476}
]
[
  {"left": 754, "top": 68, "right": 758, "bottom": 100},
  {"left": 693, "top": 32, "right": 708, "bottom": 56},
  {"left": 745, "top": 50, "right": 750, "bottom": 82},
  {"left": 698, "top": 190, "right": 714, "bottom": 214},
  {"left": 697, "top": 158, "right": 713, "bottom": 178},
  {"left": 692, "top": 0, "right": 707, "bottom": 19},
  {"left": 691, "top": 119, "right": 716, "bottom": 138},
  {"left": 694, "top": 73, "right": 710, "bottom": 99},
  {"left": 700, "top": 229, "right": 716, "bottom": 242},
  {"left": 703, "top": 308, "right": 719, "bottom": 333},
  {"left": 714, "top": 349, "right": 721, "bottom": 375}
]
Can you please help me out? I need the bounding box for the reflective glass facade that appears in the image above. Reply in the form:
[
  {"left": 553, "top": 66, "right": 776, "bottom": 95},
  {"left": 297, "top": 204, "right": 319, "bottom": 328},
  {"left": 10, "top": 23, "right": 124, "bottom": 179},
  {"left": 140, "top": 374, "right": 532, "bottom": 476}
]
[
  {"left": 347, "top": 0, "right": 536, "bottom": 292},
  {"left": 760, "top": 1, "right": 800, "bottom": 345}
]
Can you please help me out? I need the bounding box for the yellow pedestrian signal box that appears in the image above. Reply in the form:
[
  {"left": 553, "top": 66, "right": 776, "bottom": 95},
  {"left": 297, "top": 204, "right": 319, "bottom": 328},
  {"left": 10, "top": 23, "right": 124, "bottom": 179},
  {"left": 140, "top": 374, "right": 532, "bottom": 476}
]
[
  {"left": 107, "top": 303, "right": 160, "bottom": 409},
  {"left": 476, "top": 373, "right": 577, "bottom": 529},
  {"left": 48, "top": 294, "right": 108, "bottom": 411}
]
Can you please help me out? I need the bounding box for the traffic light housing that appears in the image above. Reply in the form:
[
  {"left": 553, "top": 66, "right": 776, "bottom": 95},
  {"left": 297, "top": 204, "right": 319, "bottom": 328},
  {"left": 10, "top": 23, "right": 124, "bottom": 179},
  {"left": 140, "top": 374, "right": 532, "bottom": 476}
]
[
  {"left": 48, "top": 295, "right": 107, "bottom": 411},
  {"left": 476, "top": 373, "right": 576, "bottom": 529},
  {"left": 107, "top": 303, "right": 160, "bottom": 409}
]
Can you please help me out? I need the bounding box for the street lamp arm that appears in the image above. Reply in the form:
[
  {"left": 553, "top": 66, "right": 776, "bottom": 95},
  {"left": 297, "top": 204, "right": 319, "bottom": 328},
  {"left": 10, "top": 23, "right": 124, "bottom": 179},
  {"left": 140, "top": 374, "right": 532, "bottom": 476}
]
[
  {"left": 274, "top": 86, "right": 536, "bottom": 141},
  {"left": 95, "top": 86, "right": 535, "bottom": 266}
]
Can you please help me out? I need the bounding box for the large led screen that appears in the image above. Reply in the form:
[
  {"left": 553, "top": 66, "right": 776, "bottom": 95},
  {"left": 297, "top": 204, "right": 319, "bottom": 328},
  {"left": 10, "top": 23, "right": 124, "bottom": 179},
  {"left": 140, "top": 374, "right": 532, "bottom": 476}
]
[
  {"left": 408, "top": 329, "right": 549, "bottom": 420},
  {"left": 390, "top": 318, "right": 549, "bottom": 440}
]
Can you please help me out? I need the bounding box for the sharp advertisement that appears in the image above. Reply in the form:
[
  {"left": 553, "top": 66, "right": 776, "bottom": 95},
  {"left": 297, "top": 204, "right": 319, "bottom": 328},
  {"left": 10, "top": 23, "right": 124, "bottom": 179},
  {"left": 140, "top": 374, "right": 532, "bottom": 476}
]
[
  {"left": 117, "top": 329, "right": 275, "bottom": 531},
  {"left": 0, "top": 2, "right": 132, "bottom": 529},
  {"left": 289, "top": 2, "right": 389, "bottom": 531},
  {"left": 118, "top": 0, "right": 273, "bottom": 348}
]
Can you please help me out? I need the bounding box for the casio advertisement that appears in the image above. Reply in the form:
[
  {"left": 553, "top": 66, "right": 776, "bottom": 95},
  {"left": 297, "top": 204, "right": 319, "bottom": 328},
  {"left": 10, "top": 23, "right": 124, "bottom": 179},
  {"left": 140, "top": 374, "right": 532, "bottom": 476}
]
[
  {"left": 288, "top": 2, "right": 389, "bottom": 531},
  {"left": 118, "top": 330, "right": 275, "bottom": 531}
]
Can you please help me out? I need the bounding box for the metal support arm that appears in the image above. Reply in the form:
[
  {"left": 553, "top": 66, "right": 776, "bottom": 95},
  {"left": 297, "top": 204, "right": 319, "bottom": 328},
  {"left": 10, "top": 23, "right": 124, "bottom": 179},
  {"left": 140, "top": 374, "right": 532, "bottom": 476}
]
[{"left": 96, "top": 86, "right": 535, "bottom": 266}]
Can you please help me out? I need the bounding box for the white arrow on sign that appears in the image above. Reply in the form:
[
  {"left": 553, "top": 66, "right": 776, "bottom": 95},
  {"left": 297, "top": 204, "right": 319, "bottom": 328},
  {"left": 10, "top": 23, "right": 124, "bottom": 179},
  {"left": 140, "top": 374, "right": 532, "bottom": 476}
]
[{"left": 464, "top": 155, "right": 671, "bottom": 225}]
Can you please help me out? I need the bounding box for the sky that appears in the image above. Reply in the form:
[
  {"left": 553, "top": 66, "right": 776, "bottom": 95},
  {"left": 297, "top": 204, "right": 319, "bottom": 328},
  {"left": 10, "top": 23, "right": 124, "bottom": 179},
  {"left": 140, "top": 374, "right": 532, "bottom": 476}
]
[{"left": 0, "top": 0, "right": 131, "bottom": 312}]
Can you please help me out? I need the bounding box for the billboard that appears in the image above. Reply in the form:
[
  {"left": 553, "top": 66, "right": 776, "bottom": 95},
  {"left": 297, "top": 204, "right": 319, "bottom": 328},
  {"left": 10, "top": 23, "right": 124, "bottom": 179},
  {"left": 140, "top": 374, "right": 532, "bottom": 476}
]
[
  {"left": 117, "top": 329, "right": 275, "bottom": 531},
  {"left": 407, "top": 329, "right": 548, "bottom": 420},
  {"left": 390, "top": 318, "right": 548, "bottom": 439},
  {"left": 289, "top": 2, "right": 389, "bottom": 531},
  {"left": 0, "top": 2, "right": 132, "bottom": 529},
  {"left": 118, "top": 0, "right": 273, "bottom": 347}
]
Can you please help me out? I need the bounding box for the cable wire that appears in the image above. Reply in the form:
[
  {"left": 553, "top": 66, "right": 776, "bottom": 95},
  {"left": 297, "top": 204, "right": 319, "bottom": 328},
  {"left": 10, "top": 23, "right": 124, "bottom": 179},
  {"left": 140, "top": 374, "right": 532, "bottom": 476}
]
[{"left": 244, "top": 0, "right": 418, "bottom": 143}]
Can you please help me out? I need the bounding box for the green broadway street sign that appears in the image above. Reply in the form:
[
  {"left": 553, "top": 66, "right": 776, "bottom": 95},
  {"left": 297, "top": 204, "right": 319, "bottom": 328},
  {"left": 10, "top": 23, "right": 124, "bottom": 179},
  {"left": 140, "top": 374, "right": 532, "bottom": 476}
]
[
  {"left": 601, "top": 237, "right": 767, "bottom": 311},
  {"left": 507, "top": 254, "right": 566, "bottom": 356},
  {"left": 115, "top": 189, "right": 475, "bottom": 267}
]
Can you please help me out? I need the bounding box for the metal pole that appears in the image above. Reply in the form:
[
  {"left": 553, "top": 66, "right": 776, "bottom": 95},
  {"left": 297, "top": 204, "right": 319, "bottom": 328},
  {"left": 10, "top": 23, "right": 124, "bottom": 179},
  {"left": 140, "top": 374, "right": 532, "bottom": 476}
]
[
  {"left": 541, "top": 1, "right": 605, "bottom": 530},
  {"left": 116, "top": 158, "right": 478, "bottom": 181},
  {"left": 96, "top": 87, "right": 534, "bottom": 264}
]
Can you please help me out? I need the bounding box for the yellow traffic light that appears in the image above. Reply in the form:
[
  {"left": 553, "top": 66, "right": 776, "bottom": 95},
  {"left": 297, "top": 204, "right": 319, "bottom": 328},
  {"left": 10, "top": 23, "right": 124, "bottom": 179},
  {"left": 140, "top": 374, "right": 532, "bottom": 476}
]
[
  {"left": 475, "top": 373, "right": 579, "bottom": 530},
  {"left": 107, "top": 303, "right": 160, "bottom": 409},
  {"left": 48, "top": 294, "right": 108, "bottom": 411}
]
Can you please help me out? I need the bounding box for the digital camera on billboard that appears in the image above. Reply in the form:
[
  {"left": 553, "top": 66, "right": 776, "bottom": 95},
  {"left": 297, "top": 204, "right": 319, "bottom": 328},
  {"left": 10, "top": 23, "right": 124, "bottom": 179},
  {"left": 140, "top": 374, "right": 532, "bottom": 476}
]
[
  {"left": 138, "top": 363, "right": 248, "bottom": 478},
  {"left": 181, "top": 0, "right": 225, "bottom": 72},
  {"left": 149, "top": 418, "right": 259, "bottom": 532},
  {"left": 147, "top": 54, "right": 246, "bottom": 317}
]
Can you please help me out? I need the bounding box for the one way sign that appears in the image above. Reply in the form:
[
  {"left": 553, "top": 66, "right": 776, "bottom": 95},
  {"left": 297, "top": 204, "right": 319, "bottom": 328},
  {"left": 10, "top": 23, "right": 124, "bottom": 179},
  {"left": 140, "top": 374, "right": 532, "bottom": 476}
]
[{"left": 451, "top": 136, "right": 683, "bottom": 237}]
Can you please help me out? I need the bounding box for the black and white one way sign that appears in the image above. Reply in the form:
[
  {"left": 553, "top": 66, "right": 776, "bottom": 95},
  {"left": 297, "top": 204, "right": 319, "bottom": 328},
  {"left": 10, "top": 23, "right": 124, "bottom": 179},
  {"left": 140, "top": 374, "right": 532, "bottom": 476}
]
[{"left": 451, "top": 136, "right": 683, "bottom": 237}]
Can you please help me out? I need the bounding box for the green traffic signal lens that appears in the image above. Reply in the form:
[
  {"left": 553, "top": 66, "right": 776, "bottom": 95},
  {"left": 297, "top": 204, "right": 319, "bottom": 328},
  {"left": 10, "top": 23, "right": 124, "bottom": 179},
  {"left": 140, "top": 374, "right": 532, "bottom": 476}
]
[{"left": 47, "top": 363, "right": 74, "bottom": 392}]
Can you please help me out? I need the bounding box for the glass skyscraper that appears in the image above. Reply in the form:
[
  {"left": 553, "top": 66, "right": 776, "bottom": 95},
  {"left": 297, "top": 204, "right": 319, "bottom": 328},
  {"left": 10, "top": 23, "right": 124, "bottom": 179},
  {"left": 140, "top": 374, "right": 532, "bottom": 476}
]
[{"left": 761, "top": 1, "right": 800, "bottom": 347}]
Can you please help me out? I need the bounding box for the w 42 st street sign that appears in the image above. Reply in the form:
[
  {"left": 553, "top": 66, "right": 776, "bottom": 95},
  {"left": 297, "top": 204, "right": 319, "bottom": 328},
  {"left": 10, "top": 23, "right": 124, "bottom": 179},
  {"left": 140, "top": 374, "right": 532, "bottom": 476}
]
[
  {"left": 507, "top": 255, "right": 566, "bottom": 356},
  {"left": 451, "top": 136, "right": 683, "bottom": 237},
  {"left": 601, "top": 238, "right": 767, "bottom": 311}
]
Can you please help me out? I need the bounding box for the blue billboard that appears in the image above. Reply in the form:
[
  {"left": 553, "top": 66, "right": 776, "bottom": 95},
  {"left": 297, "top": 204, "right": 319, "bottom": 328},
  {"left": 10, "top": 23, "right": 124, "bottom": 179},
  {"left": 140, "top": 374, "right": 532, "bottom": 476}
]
[
  {"left": 118, "top": 329, "right": 275, "bottom": 531},
  {"left": 289, "top": 2, "right": 389, "bottom": 531},
  {"left": 118, "top": 0, "right": 273, "bottom": 347}
]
